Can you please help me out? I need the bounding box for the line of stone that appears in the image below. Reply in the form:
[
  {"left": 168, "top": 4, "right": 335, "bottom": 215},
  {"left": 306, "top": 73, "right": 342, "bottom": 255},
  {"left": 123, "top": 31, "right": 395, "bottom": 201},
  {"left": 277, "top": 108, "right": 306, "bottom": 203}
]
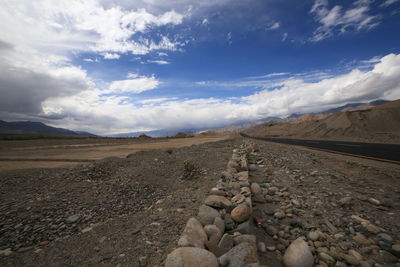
[{"left": 165, "top": 142, "right": 265, "bottom": 267}]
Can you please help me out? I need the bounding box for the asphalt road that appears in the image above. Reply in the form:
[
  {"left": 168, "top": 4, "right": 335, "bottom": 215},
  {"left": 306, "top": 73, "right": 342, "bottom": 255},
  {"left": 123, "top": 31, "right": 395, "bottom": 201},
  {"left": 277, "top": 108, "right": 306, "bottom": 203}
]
[{"left": 241, "top": 133, "right": 400, "bottom": 163}]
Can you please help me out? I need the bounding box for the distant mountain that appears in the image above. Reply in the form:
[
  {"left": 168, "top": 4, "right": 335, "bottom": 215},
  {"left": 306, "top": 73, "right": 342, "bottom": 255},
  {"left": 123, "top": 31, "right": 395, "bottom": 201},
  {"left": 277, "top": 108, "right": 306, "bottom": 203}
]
[
  {"left": 109, "top": 128, "right": 198, "bottom": 138},
  {"left": 0, "top": 120, "right": 97, "bottom": 137},
  {"left": 288, "top": 99, "right": 389, "bottom": 118}
]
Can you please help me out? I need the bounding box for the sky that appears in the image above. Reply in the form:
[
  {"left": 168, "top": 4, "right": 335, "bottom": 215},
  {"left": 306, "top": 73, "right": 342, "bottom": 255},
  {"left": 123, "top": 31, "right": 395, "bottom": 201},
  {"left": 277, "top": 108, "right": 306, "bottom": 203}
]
[{"left": 0, "top": 0, "right": 400, "bottom": 135}]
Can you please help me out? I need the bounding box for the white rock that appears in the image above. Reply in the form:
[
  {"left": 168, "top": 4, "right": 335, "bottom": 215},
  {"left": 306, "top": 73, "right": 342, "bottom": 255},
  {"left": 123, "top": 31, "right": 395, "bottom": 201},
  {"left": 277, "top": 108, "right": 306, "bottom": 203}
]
[
  {"left": 178, "top": 217, "right": 208, "bottom": 248},
  {"left": 165, "top": 247, "right": 218, "bottom": 267},
  {"left": 283, "top": 238, "right": 314, "bottom": 267}
]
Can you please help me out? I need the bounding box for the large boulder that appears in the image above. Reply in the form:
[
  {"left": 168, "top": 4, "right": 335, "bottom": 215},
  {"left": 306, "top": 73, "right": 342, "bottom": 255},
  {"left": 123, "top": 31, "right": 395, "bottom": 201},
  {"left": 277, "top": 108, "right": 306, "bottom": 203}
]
[
  {"left": 198, "top": 205, "right": 221, "bottom": 226},
  {"left": 166, "top": 247, "right": 219, "bottom": 267},
  {"left": 219, "top": 242, "right": 259, "bottom": 267},
  {"left": 205, "top": 195, "right": 232, "bottom": 209},
  {"left": 283, "top": 238, "right": 314, "bottom": 267},
  {"left": 231, "top": 205, "right": 251, "bottom": 223},
  {"left": 178, "top": 217, "right": 208, "bottom": 248}
]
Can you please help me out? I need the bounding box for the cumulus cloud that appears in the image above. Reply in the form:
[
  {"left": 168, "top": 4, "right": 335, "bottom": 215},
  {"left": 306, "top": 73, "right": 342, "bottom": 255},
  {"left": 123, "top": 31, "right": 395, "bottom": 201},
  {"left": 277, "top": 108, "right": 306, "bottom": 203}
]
[
  {"left": 310, "top": 0, "right": 379, "bottom": 41},
  {"left": 39, "top": 53, "right": 400, "bottom": 134},
  {"left": 102, "top": 53, "right": 121, "bottom": 59},
  {"left": 107, "top": 75, "right": 160, "bottom": 94}
]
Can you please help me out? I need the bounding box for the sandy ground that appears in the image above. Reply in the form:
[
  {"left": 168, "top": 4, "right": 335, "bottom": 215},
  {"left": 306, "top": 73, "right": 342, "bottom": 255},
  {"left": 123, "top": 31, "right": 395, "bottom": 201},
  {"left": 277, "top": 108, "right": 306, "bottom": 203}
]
[{"left": 0, "top": 135, "right": 231, "bottom": 171}]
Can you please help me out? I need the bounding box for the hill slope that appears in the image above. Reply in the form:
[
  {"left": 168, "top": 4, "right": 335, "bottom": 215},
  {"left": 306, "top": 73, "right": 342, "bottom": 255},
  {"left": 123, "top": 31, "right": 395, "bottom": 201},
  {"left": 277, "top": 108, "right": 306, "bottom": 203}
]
[{"left": 246, "top": 99, "right": 400, "bottom": 143}]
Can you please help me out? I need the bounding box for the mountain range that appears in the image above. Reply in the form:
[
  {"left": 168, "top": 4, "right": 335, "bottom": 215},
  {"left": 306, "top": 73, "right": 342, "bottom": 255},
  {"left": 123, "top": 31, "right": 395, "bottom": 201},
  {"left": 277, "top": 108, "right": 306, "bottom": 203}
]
[{"left": 0, "top": 120, "right": 96, "bottom": 137}]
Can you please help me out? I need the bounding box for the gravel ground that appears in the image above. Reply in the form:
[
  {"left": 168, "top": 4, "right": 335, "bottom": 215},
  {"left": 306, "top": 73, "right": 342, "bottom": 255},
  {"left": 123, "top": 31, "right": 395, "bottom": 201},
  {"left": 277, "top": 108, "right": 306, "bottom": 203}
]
[{"left": 0, "top": 137, "right": 399, "bottom": 266}]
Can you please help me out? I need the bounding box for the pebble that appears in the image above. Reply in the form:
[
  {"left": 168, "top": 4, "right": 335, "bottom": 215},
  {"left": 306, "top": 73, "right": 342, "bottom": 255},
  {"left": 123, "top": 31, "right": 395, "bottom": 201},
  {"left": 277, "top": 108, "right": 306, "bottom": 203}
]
[
  {"left": 178, "top": 218, "right": 208, "bottom": 248},
  {"left": 250, "top": 183, "right": 262, "bottom": 195},
  {"left": 66, "top": 215, "right": 80, "bottom": 224},
  {"left": 319, "top": 252, "right": 335, "bottom": 264},
  {"left": 378, "top": 233, "right": 393, "bottom": 243},
  {"left": 231, "top": 205, "right": 251, "bottom": 223},
  {"left": 274, "top": 211, "right": 285, "bottom": 219},
  {"left": 283, "top": 238, "right": 314, "bottom": 267},
  {"left": 257, "top": 242, "right": 266, "bottom": 253},
  {"left": 368, "top": 198, "right": 381, "bottom": 205},
  {"left": 166, "top": 247, "right": 218, "bottom": 267},
  {"left": 308, "top": 231, "right": 319, "bottom": 241},
  {"left": 0, "top": 248, "right": 12, "bottom": 256}
]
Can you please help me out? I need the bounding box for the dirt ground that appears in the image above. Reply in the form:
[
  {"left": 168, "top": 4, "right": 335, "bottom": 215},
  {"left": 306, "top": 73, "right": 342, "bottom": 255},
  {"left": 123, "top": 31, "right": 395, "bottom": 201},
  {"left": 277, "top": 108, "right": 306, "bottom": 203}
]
[
  {"left": 0, "top": 135, "right": 230, "bottom": 171},
  {"left": 0, "top": 137, "right": 399, "bottom": 266}
]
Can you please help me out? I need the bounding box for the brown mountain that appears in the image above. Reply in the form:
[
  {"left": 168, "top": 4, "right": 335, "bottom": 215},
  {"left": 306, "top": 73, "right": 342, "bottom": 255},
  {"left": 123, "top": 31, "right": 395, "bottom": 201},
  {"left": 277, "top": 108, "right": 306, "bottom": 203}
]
[{"left": 246, "top": 99, "right": 400, "bottom": 144}]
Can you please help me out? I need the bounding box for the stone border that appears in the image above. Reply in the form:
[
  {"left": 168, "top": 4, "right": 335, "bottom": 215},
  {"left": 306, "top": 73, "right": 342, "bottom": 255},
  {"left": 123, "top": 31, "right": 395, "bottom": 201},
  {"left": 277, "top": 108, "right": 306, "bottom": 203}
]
[{"left": 165, "top": 142, "right": 264, "bottom": 266}]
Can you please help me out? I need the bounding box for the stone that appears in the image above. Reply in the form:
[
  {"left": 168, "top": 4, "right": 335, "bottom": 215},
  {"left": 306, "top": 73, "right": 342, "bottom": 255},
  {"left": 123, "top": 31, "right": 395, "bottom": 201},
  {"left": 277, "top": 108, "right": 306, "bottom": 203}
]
[
  {"left": 378, "top": 233, "right": 393, "bottom": 243},
  {"left": 232, "top": 194, "right": 246, "bottom": 204},
  {"left": 319, "top": 252, "right": 335, "bottom": 264},
  {"left": 232, "top": 220, "right": 252, "bottom": 234},
  {"left": 198, "top": 205, "right": 221, "bottom": 226},
  {"left": 233, "top": 234, "right": 257, "bottom": 246},
  {"left": 348, "top": 249, "right": 363, "bottom": 261},
  {"left": 283, "top": 238, "right": 314, "bottom": 267},
  {"left": 205, "top": 241, "right": 231, "bottom": 258},
  {"left": 214, "top": 217, "right": 225, "bottom": 234},
  {"left": 250, "top": 183, "right": 262, "bottom": 195},
  {"left": 258, "top": 242, "right": 266, "bottom": 253},
  {"left": 165, "top": 247, "right": 218, "bottom": 267},
  {"left": 218, "top": 242, "right": 259, "bottom": 267},
  {"left": 365, "top": 224, "right": 381, "bottom": 234},
  {"left": 205, "top": 195, "right": 232, "bottom": 209},
  {"left": 66, "top": 214, "right": 80, "bottom": 224},
  {"left": 342, "top": 254, "right": 360, "bottom": 265},
  {"left": 240, "top": 187, "right": 251, "bottom": 197},
  {"left": 368, "top": 197, "right": 380, "bottom": 205},
  {"left": 178, "top": 217, "right": 208, "bottom": 248},
  {"left": 204, "top": 225, "right": 222, "bottom": 244},
  {"left": 274, "top": 211, "right": 285, "bottom": 219},
  {"left": 0, "top": 248, "right": 12, "bottom": 256},
  {"left": 339, "top": 197, "right": 352, "bottom": 206},
  {"left": 224, "top": 214, "right": 235, "bottom": 231},
  {"left": 263, "top": 224, "right": 278, "bottom": 236},
  {"left": 231, "top": 205, "right": 251, "bottom": 223},
  {"left": 227, "top": 160, "right": 240, "bottom": 173},
  {"left": 353, "top": 233, "right": 372, "bottom": 245},
  {"left": 219, "top": 234, "right": 234, "bottom": 249},
  {"left": 210, "top": 188, "right": 226, "bottom": 197},
  {"left": 237, "top": 171, "right": 249, "bottom": 181},
  {"left": 308, "top": 231, "right": 319, "bottom": 241}
]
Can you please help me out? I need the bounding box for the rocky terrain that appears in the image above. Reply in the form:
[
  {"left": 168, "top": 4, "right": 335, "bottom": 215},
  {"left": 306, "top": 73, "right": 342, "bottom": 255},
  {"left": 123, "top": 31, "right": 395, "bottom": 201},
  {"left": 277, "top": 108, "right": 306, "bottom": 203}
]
[{"left": 0, "top": 137, "right": 399, "bottom": 266}]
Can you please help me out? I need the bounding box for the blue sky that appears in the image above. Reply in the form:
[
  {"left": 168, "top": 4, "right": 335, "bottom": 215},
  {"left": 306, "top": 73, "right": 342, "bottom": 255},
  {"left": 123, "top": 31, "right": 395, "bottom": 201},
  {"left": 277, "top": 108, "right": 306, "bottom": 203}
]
[{"left": 1, "top": 0, "right": 400, "bottom": 134}]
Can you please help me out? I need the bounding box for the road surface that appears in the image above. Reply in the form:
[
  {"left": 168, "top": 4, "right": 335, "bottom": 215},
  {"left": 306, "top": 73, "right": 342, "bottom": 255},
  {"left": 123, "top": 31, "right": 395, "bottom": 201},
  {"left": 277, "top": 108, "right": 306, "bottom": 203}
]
[{"left": 241, "top": 133, "right": 400, "bottom": 164}]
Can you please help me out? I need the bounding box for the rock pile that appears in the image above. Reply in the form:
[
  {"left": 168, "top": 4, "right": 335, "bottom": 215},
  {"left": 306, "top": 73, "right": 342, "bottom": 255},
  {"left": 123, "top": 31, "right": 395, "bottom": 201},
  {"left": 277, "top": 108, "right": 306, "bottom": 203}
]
[{"left": 165, "top": 143, "right": 264, "bottom": 266}]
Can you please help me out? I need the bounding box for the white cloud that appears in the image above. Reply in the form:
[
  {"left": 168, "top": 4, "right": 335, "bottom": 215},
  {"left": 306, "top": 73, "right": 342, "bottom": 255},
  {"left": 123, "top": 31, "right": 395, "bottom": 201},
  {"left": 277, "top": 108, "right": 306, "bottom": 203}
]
[
  {"left": 146, "top": 60, "right": 170, "bottom": 65},
  {"left": 310, "top": 0, "right": 379, "bottom": 41},
  {"left": 39, "top": 54, "right": 400, "bottom": 134},
  {"left": 102, "top": 53, "right": 121, "bottom": 59},
  {"left": 107, "top": 75, "right": 160, "bottom": 94},
  {"left": 381, "top": 0, "right": 400, "bottom": 7},
  {"left": 266, "top": 21, "right": 280, "bottom": 30}
]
